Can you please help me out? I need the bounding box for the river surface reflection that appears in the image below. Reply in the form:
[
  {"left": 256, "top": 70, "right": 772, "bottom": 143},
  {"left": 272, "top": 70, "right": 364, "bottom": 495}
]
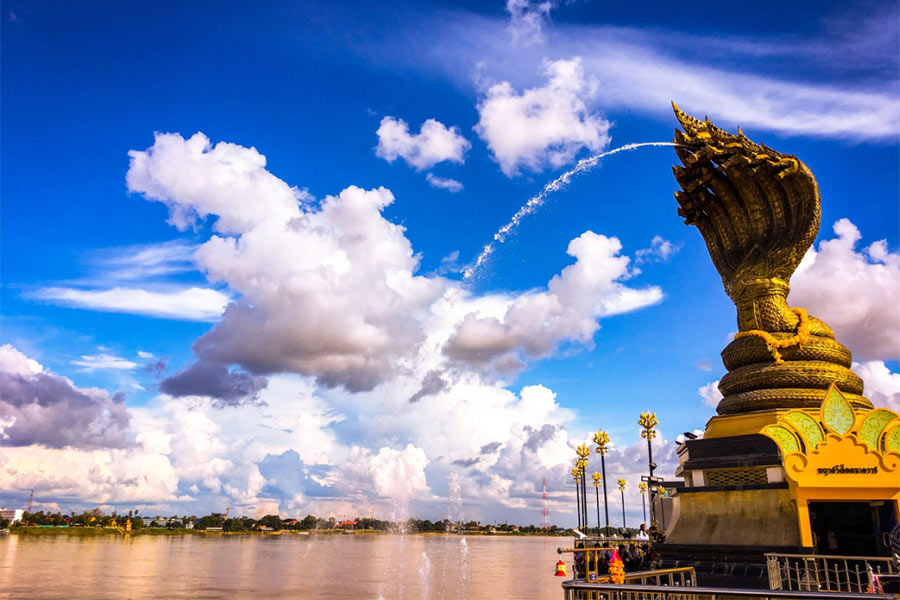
[{"left": 0, "top": 532, "right": 564, "bottom": 599}]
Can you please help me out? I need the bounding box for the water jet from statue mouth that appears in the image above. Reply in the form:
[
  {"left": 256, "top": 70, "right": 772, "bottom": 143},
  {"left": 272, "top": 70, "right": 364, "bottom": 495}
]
[{"left": 462, "top": 142, "right": 681, "bottom": 282}]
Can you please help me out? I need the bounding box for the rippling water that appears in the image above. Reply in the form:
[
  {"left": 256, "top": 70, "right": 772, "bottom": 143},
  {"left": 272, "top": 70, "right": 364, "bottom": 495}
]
[{"left": 0, "top": 532, "right": 565, "bottom": 599}]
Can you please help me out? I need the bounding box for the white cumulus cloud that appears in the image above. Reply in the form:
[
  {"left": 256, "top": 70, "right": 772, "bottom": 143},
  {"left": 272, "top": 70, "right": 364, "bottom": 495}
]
[
  {"left": 0, "top": 444, "right": 180, "bottom": 505},
  {"left": 698, "top": 380, "right": 723, "bottom": 408},
  {"left": 856, "top": 360, "right": 900, "bottom": 412},
  {"left": 444, "top": 231, "right": 662, "bottom": 371},
  {"left": 635, "top": 236, "right": 680, "bottom": 264},
  {"left": 475, "top": 57, "right": 611, "bottom": 177},
  {"left": 375, "top": 116, "right": 470, "bottom": 171},
  {"left": 124, "top": 132, "right": 664, "bottom": 395},
  {"left": 0, "top": 344, "right": 43, "bottom": 376},
  {"left": 791, "top": 218, "right": 900, "bottom": 360},
  {"left": 1, "top": 345, "right": 132, "bottom": 449},
  {"left": 127, "top": 132, "right": 304, "bottom": 234}
]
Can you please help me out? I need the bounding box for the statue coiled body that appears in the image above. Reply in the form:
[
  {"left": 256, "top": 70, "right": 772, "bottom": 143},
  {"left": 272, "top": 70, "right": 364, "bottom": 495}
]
[{"left": 671, "top": 105, "right": 870, "bottom": 415}]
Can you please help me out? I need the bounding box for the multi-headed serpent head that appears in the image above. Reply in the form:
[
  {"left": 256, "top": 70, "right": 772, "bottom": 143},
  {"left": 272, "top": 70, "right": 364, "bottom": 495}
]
[
  {"left": 671, "top": 104, "right": 870, "bottom": 415},
  {"left": 671, "top": 103, "right": 821, "bottom": 332}
]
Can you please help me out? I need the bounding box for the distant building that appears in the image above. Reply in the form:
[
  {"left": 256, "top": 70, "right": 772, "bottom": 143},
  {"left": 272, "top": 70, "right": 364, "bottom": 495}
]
[
  {"left": 282, "top": 519, "right": 299, "bottom": 527},
  {"left": 0, "top": 508, "right": 24, "bottom": 523},
  {"left": 141, "top": 516, "right": 183, "bottom": 528},
  {"left": 338, "top": 520, "right": 357, "bottom": 530}
]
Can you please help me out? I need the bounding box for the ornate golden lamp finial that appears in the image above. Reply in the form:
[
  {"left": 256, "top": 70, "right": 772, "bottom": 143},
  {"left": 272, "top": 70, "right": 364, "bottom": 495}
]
[
  {"left": 592, "top": 429, "right": 609, "bottom": 456},
  {"left": 592, "top": 472, "right": 602, "bottom": 488},
  {"left": 576, "top": 443, "right": 591, "bottom": 460},
  {"left": 616, "top": 478, "right": 628, "bottom": 527},
  {"left": 592, "top": 428, "right": 611, "bottom": 533},
  {"left": 639, "top": 482, "right": 647, "bottom": 494},
  {"left": 639, "top": 412, "right": 658, "bottom": 439}
]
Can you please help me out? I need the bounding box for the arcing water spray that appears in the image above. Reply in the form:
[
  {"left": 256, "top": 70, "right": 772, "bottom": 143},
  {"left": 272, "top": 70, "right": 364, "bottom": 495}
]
[{"left": 463, "top": 142, "right": 677, "bottom": 281}]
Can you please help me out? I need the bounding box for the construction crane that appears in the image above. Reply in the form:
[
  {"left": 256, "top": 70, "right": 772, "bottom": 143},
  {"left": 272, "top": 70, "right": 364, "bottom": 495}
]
[{"left": 26, "top": 489, "right": 34, "bottom": 513}]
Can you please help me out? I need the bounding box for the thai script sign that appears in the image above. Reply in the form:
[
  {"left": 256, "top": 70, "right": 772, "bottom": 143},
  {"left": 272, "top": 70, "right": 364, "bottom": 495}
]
[{"left": 817, "top": 464, "right": 878, "bottom": 476}]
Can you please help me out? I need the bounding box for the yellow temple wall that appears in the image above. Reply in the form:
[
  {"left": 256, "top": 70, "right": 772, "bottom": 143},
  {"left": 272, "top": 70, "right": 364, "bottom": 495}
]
[{"left": 666, "top": 488, "right": 802, "bottom": 547}]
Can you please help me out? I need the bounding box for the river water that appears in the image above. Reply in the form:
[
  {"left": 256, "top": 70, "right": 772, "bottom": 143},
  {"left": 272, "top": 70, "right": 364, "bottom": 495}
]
[{"left": 0, "top": 532, "right": 566, "bottom": 599}]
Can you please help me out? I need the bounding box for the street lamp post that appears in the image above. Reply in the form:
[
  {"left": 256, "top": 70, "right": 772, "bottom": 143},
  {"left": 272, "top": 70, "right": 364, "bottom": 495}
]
[
  {"left": 571, "top": 466, "right": 582, "bottom": 530},
  {"left": 592, "top": 472, "right": 602, "bottom": 536},
  {"left": 617, "top": 478, "right": 627, "bottom": 529},
  {"left": 638, "top": 411, "right": 659, "bottom": 524},
  {"left": 577, "top": 458, "right": 589, "bottom": 530},
  {"left": 638, "top": 482, "right": 647, "bottom": 525},
  {"left": 576, "top": 444, "right": 591, "bottom": 531},
  {"left": 592, "top": 430, "right": 610, "bottom": 535}
]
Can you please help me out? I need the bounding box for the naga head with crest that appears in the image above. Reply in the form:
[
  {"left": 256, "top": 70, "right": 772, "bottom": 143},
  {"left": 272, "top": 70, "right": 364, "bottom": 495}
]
[{"left": 670, "top": 104, "right": 871, "bottom": 416}]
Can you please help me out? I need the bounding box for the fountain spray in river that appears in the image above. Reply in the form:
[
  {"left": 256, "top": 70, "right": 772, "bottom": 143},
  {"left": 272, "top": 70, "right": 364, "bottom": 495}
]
[
  {"left": 446, "top": 472, "right": 469, "bottom": 598},
  {"left": 447, "top": 472, "right": 464, "bottom": 532},
  {"left": 462, "top": 142, "right": 677, "bottom": 281}
]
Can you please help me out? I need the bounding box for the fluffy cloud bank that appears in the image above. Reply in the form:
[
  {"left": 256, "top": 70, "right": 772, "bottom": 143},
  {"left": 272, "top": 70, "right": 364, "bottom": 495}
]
[
  {"left": 475, "top": 58, "right": 611, "bottom": 176},
  {"left": 0, "top": 345, "right": 181, "bottom": 505},
  {"left": 0, "top": 444, "right": 180, "bottom": 505},
  {"left": 445, "top": 232, "right": 662, "bottom": 372},
  {"left": 854, "top": 360, "right": 900, "bottom": 412},
  {"left": 127, "top": 132, "right": 304, "bottom": 234},
  {"left": 125, "top": 131, "right": 661, "bottom": 398},
  {"left": 0, "top": 345, "right": 132, "bottom": 449},
  {"left": 791, "top": 218, "right": 900, "bottom": 360},
  {"left": 4, "top": 130, "right": 675, "bottom": 518}
]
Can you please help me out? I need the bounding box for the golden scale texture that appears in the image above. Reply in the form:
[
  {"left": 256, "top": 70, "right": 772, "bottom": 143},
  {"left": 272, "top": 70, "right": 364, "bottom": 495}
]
[{"left": 671, "top": 104, "right": 871, "bottom": 415}]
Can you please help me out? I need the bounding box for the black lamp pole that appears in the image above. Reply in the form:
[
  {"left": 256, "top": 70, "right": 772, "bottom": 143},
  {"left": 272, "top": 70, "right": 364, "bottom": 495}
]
[
  {"left": 593, "top": 430, "right": 611, "bottom": 536},
  {"left": 639, "top": 412, "right": 658, "bottom": 525},
  {"left": 576, "top": 481, "right": 581, "bottom": 528}
]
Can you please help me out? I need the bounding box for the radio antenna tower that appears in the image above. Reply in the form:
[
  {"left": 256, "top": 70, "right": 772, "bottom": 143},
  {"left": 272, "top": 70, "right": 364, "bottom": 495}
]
[
  {"left": 540, "top": 478, "right": 551, "bottom": 530},
  {"left": 26, "top": 489, "right": 34, "bottom": 513}
]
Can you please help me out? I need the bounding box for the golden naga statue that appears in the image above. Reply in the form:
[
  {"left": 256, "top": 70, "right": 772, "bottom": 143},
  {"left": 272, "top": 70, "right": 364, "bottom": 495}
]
[{"left": 671, "top": 104, "right": 871, "bottom": 416}]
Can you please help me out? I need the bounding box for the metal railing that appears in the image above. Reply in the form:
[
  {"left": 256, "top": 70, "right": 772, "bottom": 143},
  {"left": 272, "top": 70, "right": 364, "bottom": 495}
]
[
  {"left": 561, "top": 580, "right": 896, "bottom": 600},
  {"left": 765, "top": 552, "right": 896, "bottom": 593},
  {"left": 557, "top": 546, "right": 664, "bottom": 585}
]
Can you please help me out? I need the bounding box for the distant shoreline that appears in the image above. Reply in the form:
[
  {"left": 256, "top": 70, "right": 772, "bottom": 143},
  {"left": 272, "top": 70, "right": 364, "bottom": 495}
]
[{"left": 6, "top": 527, "right": 566, "bottom": 537}]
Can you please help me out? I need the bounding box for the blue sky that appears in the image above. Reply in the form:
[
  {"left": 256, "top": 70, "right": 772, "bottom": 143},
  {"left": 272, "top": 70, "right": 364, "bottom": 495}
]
[{"left": 1, "top": 0, "right": 898, "bottom": 525}]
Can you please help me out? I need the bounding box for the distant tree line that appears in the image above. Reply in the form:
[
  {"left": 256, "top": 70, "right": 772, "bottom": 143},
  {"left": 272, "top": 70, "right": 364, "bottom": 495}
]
[{"left": 8, "top": 509, "right": 568, "bottom": 535}]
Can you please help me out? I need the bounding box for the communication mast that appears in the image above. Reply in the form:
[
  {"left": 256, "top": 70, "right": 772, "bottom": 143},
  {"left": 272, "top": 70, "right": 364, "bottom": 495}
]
[
  {"left": 26, "top": 489, "right": 34, "bottom": 513},
  {"left": 540, "top": 478, "right": 551, "bottom": 530}
]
